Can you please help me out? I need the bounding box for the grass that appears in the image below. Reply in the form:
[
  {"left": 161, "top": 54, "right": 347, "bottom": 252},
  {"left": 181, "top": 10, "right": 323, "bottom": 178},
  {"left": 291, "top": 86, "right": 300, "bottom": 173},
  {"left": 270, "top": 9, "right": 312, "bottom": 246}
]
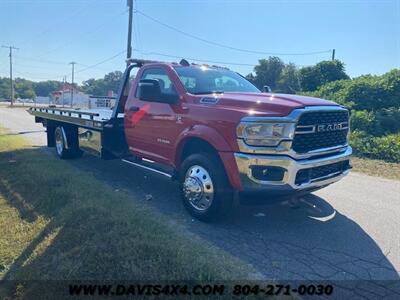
[
  {"left": 351, "top": 156, "right": 400, "bottom": 180},
  {"left": 0, "top": 128, "right": 256, "bottom": 298}
]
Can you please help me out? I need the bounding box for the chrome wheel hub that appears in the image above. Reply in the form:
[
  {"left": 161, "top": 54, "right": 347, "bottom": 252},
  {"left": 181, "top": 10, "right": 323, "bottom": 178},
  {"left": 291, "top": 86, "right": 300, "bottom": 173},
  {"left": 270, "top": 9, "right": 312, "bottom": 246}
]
[{"left": 183, "top": 165, "right": 214, "bottom": 211}]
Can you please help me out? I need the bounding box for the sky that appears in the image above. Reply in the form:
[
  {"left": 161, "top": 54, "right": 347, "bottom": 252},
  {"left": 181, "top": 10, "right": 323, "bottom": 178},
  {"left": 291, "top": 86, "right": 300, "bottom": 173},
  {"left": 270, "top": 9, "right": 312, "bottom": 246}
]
[{"left": 0, "top": 0, "right": 399, "bottom": 83}]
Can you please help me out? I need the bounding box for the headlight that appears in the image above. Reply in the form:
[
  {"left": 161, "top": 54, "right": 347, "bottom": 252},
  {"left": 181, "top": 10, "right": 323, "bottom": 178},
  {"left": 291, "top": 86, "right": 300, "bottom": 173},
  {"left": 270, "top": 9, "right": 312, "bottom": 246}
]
[{"left": 236, "top": 122, "right": 295, "bottom": 146}]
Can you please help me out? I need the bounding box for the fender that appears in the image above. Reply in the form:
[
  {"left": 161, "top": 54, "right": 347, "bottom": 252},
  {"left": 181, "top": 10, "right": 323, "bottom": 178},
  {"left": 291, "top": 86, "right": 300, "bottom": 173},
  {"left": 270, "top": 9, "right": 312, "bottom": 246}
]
[
  {"left": 174, "top": 125, "right": 231, "bottom": 162},
  {"left": 174, "top": 125, "right": 242, "bottom": 191}
]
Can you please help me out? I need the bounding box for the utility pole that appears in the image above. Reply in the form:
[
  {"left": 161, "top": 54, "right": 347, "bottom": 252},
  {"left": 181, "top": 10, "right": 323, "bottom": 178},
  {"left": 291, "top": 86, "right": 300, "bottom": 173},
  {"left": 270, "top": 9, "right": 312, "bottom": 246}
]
[
  {"left": 126, "top": 0, "right": 133, "bottom": 65},
  {"left": 2, "top": 45, "right": 19, "bottom": 107},
  {"left": 69, "top": 62, "right": 76, "bottom": 107},
  {"left": 331, "top": 49, "right": 336, "bottom": 61},
  {"left": 62, "top": 76, "right": 66, "bottom": 107}
]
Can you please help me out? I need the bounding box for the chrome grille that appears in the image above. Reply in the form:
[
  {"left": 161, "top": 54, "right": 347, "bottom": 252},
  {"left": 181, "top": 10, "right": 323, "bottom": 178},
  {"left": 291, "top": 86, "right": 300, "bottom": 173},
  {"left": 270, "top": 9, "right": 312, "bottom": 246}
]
[{"left": 292, "top": 110, "right": 349, "bottom": 153}]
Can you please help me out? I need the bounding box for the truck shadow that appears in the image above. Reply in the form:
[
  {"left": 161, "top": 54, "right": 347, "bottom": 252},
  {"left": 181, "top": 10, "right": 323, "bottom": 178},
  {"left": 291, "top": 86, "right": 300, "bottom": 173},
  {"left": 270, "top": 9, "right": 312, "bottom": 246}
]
[
  {"left": 0, "top": 148, "right": 398, "bottom": 291},
  {"left": 67, "top": 153, "right": 400, "bottom": 281}
]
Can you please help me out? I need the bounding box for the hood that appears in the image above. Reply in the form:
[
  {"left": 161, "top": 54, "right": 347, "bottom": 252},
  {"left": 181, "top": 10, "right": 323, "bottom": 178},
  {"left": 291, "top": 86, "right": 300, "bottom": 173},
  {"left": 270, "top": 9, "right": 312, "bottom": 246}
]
[{"left": 191, "top": 92, "right": 339, "bottom": 117}]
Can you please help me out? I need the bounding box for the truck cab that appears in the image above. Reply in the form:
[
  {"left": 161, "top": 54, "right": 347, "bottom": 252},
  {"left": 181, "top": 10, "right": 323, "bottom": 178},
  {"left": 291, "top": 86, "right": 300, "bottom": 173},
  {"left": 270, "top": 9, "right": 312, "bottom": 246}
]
[{"left": 30, "top": 59, "right": 352, "bottom": 222}]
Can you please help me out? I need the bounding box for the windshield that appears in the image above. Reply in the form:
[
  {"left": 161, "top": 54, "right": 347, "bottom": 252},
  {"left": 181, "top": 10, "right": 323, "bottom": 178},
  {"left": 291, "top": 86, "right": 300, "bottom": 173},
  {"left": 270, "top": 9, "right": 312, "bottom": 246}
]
[{"left": 174, "top": 66, "right": 260, "bottom": 94}]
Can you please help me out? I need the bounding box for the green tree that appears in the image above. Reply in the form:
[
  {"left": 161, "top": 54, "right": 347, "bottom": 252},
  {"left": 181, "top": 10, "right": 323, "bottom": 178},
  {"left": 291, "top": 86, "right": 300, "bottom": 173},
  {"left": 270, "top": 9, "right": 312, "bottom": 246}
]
[
  {"left": 15, "top": 78, "right": 36, "bottom": 99},
  {"left": 253, "top": 56, "right": 285, "bottom": 91},
  {"left": 0, "top": 77, "right": 11, "bottom": 99},
  {"left": 298, "top": 65, "right": 321, "bottom": 92},
  {"left": 299, "top": 60, "right": 349, "bottom": 91},
  {"left": 245, "top": 73, "right": 256, "bottom": 86},
  {"left": 16, "top": 85, "right": 36, "bottom": 99},
  {"left": 276, "top": 63, "right": 300, "bottom": 93},
  {"left": 81, "top": 78, "right": 103, "bottom": 95},
  {"left": 82, "top": 71, "right": 123, "bottom": 96},
  {"left": 103, "top": 71, "right": 123, "bottom": 94},
  {"left": 33, "top": 80, "right": 63, "bottom": 97}
]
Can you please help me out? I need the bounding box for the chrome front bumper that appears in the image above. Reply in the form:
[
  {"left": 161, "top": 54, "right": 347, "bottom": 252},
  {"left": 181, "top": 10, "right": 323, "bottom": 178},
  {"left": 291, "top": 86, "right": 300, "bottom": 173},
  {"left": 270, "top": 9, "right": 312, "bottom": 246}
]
[{"left": 234, "top": 146, "right": 352, "bottom": 193}]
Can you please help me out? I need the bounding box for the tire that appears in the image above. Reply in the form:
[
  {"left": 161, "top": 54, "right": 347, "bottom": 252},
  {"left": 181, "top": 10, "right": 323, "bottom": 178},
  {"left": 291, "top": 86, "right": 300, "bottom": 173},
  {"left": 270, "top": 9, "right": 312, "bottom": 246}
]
[
  {"left": 54, "top": 126, "right": 83, "bottom": 159},
  {"left": 179, "top": 153, "right": 235, "bottom": 222}
]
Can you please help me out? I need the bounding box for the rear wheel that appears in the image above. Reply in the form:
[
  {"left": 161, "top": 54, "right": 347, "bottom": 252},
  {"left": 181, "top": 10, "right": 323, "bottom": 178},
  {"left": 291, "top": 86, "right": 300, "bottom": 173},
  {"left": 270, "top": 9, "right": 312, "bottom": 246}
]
[
  {"left": 54, "top": 126, "right": 82, "bottom": 159},
  {"left": 179, "top": 153, "right": 235, "bottom": 222}
]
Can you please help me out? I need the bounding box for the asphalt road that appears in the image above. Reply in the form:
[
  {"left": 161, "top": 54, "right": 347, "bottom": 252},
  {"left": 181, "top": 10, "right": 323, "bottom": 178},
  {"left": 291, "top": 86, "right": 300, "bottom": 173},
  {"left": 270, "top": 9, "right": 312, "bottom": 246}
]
[{"left": 1, "top": 107, "right": 400, "bottom": 284}]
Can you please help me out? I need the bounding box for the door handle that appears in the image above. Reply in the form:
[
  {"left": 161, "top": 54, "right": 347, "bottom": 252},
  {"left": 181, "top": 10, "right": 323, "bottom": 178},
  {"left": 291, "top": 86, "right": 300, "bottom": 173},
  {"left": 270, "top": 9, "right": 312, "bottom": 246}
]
[{"left": 129, "top": 106, "right": 140, "bottom": 112}]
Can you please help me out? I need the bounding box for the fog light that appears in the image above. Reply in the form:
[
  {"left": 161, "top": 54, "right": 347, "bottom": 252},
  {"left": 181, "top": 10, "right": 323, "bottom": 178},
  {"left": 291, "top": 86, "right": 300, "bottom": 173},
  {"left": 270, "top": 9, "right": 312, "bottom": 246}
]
[
  {"left": 251, "top": 166, "right": 285, "bottom": 181},
  {"left": 295, "top": 169, "right": 310, "bottom": 185}
]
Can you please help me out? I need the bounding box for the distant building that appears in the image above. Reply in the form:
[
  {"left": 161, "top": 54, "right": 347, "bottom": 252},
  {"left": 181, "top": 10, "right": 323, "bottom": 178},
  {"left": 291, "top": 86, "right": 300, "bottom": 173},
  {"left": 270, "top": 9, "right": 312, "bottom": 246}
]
[
  {"left": 47, "top": 85, "right": 117, "bottom": 108},
  {"left": 51, "top": 83, "right": 90, "bottom": 108}
]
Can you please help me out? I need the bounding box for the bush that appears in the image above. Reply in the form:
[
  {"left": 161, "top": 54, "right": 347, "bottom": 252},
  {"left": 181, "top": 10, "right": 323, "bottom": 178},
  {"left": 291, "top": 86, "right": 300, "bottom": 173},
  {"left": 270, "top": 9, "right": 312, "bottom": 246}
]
[
  {"left": 306, "top": 69, "right": 400, "bottom": 111},
  {"left": 303, "top": 79, "right": 353, "bottom": 107},
  {"left": 350, "top": 131, "right": 400, "bottom": 163},
  {"left": 375, "top": 107, "right": 400, "bottom": 134},
  {"left": 350, "top": 108, "right": 400, "bottom": 136},
  {"left": 376, "top": 134, "right": 400, "bottom": 162},
  {"left": 305, "top": 69, "right": 400, "bottom": 163},
  {"left": 351, "top": 110, "right": 378, "bottom": 134}
]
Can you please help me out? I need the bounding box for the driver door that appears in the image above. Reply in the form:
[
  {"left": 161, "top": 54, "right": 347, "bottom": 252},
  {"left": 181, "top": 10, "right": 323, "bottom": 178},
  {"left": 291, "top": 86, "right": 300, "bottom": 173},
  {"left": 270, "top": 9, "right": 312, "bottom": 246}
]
[{"left": 125, "top": 67, "right": 179, "bottom": 165}]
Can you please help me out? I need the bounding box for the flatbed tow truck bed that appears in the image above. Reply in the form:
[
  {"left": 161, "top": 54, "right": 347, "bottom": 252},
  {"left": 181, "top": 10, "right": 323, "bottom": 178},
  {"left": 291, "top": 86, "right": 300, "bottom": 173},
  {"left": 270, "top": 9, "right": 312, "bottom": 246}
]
[
  {"left": 29, "top": 106, "right": 116, "bottom": 131},
  {"left": 29, "top": 106, "right": 127, "bottom": 157},
  {"left": 28, "top": 105, "right": 174, "bottom": 177}
]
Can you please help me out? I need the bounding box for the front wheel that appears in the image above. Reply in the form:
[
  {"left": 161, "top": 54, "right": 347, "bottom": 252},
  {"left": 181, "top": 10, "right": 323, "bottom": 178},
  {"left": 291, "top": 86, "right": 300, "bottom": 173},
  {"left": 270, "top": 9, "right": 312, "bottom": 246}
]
[{"left": 179, "top": 153, "right": 235, "bottom": 222}]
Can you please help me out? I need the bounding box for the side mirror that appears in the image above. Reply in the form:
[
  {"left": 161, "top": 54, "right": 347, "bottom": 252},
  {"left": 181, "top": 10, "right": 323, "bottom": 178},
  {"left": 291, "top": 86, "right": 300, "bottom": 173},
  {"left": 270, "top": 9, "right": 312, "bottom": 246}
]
[
  {"left": 263, "top": 85, "right": 272, "bottom": 93},
  {"left": 138, "top": 79, "right": 161, "bottom": 101},
  {"left": 138, "top": 79, "right": 178, "bottom": 104}
]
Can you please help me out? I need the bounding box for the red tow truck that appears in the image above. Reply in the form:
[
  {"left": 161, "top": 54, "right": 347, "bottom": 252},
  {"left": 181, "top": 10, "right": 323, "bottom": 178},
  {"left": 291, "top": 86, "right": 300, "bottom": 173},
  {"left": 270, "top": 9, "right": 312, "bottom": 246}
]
[{"left": 29, "top": 58, "right": 352, "bottom": 221}]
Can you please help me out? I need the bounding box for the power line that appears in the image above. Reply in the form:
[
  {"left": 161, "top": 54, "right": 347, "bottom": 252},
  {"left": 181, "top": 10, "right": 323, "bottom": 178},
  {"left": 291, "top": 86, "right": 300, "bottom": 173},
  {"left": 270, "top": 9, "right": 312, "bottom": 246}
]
[
  {"left": 10, "top": 46, "right": 311, "bottom": 82},
  {"left": 12, "top": 55, "right": 111, "bottom": 72},
  {"left": 134, "top": 48, "right": 256, "bottom": 67},
  {"left": 9, "top": 50, "right": 126, "bottom": 81},
  {"left": 75, "top": 50, "right": 126, "bottom": 73},
  {"left": 13, "top": 62, "right": 69, "bottom": 72},
  {"left": 135, "top": 9, "right": 332, "bottom": 57},
  {"left": 17, "top": 0, "right": 96, "bottom": 48},
  {"left": 35, "top": 9, "right": 128, "bottom": 58},
  {"left": 134, "top": 48, "right": 312, "bottom": 70},
  {"left": 11, "top": 46, "right": 305, "bottom": 82},
  {"left": 13, "top": 55, "right": 71, "bottom": 65},
  {"left": 13, "top": 70, "right": 66, "bottom": 81}
]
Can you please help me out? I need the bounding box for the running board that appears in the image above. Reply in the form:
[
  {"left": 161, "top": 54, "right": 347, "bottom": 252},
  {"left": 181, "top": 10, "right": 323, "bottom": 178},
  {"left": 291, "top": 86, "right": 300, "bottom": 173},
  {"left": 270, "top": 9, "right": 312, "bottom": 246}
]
[{"left": 122, "top": 158, "right": 175, "bottom": 179}]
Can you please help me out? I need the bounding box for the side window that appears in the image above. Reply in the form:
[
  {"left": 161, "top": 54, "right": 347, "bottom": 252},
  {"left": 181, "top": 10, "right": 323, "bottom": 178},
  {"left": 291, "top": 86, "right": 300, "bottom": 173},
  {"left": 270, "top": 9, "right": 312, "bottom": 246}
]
[{"left": 139, "top": 68, "right": 178, "bottom": 96}]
